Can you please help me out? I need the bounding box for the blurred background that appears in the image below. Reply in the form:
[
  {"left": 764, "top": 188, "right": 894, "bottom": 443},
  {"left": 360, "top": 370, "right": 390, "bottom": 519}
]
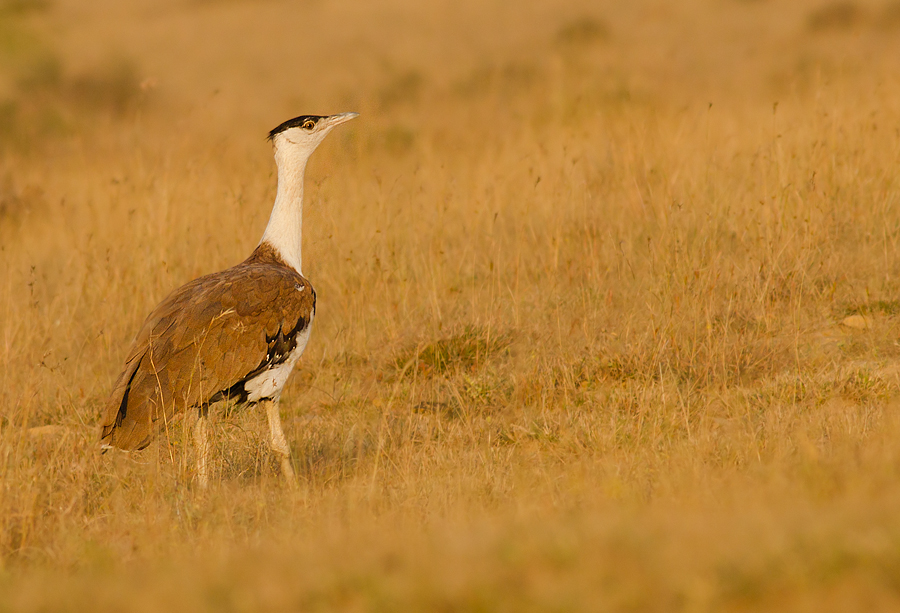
[
  {"left": 3, "top": 0, "right": 900, "bottom": 610},
  {"left": 1, "top": 0, "right": 898, "bottom": 147}
]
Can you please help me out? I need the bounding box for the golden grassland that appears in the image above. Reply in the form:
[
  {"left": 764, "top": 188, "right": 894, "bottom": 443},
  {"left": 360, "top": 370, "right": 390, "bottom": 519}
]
[{"left": 3, "top": 0, "right": 900, "bottom": 609}]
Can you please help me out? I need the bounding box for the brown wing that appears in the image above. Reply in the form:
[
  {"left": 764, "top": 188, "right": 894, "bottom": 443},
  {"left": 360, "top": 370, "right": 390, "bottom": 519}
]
[{"left": 99, "top": 258, "right": 315, "bottom": 451}]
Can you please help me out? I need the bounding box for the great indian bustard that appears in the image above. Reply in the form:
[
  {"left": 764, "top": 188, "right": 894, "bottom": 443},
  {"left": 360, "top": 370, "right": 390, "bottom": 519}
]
[{"left": 99, "top": 112, "right": 358, "bottom": 487}]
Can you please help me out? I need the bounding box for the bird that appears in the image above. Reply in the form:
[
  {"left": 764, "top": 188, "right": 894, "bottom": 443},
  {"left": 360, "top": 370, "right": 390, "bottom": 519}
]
[{"left": 99, "top": 112, "right": 358, "bottom": 487}]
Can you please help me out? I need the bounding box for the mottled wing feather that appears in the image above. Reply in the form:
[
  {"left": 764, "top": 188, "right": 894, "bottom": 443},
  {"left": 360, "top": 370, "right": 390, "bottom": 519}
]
[{"left": 100, "top": 257, "right": 315, "bottom": 451}]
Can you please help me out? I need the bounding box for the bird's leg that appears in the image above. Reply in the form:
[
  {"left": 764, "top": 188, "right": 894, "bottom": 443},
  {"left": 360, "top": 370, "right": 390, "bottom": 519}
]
[
  {"left": 263, "top": 399, "right": 296, "bottom": 486},
  {"left": 193, "top": 407, "right": 210, "bottom": 489}
]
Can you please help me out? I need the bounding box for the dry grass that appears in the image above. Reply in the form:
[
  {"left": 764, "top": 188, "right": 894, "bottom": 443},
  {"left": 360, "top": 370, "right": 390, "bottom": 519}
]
[{"left": 3, "top": 0, "right": 900, "bottom": 610}]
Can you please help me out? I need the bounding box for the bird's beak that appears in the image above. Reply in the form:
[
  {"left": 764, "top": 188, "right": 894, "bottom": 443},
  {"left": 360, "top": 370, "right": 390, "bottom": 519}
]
[{"left": 325, "top": 112, "right": 359, "bottom": 127}]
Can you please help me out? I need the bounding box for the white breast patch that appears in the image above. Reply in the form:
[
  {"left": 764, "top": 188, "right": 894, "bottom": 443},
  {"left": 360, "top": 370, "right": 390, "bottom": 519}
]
[{"left": 243, "top": 320, "right": 313, "bottom": 402}]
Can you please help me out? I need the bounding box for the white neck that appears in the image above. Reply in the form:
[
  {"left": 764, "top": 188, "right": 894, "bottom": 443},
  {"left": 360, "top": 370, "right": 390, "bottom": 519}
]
[{"left": 260, "top": 145, "right": 310, "bottom": 273}]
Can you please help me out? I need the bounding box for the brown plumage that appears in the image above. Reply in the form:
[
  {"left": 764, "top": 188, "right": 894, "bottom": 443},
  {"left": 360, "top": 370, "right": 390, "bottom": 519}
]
[
  {"left": 99, "top": 242, "right": 315, "bottom": 451},
  {"left": 99, "top": 111, "right": 357, "bottom": 486}
]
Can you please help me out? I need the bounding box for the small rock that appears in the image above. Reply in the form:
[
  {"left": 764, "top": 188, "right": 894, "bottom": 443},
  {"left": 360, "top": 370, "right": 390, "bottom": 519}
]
[{"left": 840, "top": 315, "right": 871, "bottom": 330}]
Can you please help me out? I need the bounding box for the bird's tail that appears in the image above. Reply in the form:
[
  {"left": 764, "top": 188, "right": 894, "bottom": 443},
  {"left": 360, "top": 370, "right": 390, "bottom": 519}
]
[{"left": 99, "top": 354, "right": 155, "bottom": 451}]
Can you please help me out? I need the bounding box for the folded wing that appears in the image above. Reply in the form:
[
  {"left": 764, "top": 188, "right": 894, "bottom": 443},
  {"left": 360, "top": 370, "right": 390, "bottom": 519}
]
[{"left": 99, "top": 258, "right": 315, "bottom": 451}]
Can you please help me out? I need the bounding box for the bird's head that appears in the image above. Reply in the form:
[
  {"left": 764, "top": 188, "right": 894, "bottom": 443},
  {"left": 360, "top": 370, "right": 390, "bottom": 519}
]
[{"left": 268, "top": 112, "right": 358, "bottom": 166}]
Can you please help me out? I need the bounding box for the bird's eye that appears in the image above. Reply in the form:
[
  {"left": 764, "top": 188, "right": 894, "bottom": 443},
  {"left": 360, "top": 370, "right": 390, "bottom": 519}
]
[{"left": 302, "top": 120, "right": 316, "bottom": 130}]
